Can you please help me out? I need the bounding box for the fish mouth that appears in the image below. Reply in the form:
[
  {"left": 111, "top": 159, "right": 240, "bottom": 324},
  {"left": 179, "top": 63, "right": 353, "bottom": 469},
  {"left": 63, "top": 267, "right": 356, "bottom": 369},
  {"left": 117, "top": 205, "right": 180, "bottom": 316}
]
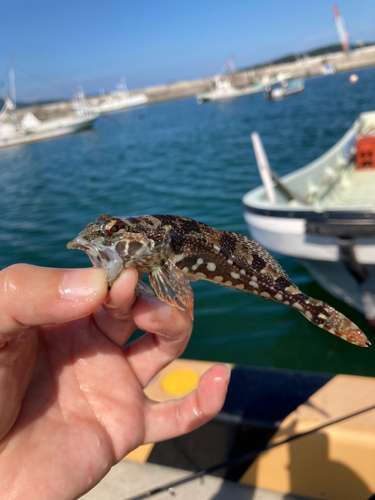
[{"left": 67, "top": 235, "right": 124, "bottom": 285}]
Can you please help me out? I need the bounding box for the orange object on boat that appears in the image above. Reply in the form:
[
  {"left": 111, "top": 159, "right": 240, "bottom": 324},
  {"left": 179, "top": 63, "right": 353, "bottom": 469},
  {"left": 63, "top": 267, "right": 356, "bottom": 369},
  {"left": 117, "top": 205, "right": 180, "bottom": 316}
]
[{"left": 356, "top": 135, "right": 375, "bottom": 169}]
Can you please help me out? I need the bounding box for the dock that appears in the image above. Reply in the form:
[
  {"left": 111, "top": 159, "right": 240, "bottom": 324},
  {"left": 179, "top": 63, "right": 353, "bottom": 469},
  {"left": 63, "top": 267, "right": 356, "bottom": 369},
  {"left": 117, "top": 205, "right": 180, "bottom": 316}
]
[{"left": 13, "top": 45, "right": 375, "bottom": 121}]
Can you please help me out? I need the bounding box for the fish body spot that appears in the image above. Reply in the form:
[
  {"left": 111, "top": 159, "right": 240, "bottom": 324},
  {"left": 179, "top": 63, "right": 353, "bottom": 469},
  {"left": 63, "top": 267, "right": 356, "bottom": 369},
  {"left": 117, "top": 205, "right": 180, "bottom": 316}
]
[
  {"left": 231, "top": 272, "right": 240, "bottom": 280},
  {"left": 285, "top": 285, "right": 300, "bottom": 295},
  {"left": 236, "top": 284, "right": 245, "bottom": 290},
  {"left": 225, "top": 281, "right": 232, "bottom": 286},
  {"left": 249, "top": 281, "right": 259, "bottom": 288},
  {"left": 214, "top": 276, "right": 223, "bottom": 282},
  {"left": 196, "top": 272, "right": 206, "bottom": 278},
  {"left": 182, "top": 267, "right": 189, "bottom": 273},
  {"left": 260, "top": 291, "right": 271, "bottom": 298},
  {"left": 293, "top": 302, "right": 304, "bottom": 311},
  {"left": 207, "top": 262, "right": 216, "bottom": 271},
  {"left": 275, "top": 293, "right": 283, "bottom": 300}
]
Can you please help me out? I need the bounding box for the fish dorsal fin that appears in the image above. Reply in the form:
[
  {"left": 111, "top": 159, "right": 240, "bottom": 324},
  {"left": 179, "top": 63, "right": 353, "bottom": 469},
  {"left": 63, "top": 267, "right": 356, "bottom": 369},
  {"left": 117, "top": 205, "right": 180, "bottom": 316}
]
[{"left": 149, "top": 259, "right": 194, "bottom": 319}]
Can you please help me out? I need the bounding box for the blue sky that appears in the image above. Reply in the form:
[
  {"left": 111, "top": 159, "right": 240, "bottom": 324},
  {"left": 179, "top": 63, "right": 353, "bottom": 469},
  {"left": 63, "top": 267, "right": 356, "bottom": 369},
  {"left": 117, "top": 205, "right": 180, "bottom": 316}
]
[{"left": 1, "top": 0, "right": 374, "bottom": 101}]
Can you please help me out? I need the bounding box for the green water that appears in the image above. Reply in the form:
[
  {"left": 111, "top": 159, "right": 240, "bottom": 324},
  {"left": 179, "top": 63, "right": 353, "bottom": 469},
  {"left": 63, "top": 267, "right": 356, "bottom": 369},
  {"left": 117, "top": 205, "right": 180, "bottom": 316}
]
[{"left": 1, "top": 68, "right": 375, "bottom": 376}]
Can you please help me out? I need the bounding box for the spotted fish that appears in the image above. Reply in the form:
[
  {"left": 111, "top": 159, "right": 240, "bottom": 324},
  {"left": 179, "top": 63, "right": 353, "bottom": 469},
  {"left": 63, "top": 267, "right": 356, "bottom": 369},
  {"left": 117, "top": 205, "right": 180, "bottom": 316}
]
[{"left": 67, "top": 214, "right": 370, "bottom": 347}]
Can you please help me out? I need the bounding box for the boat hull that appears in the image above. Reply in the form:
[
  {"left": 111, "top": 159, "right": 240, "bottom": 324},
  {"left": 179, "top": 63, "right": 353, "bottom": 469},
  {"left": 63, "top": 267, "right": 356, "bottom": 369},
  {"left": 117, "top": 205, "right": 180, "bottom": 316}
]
[
  {"left": 243, "top": 210, "right": 375, "bottom": 319},
  {"left": 0, "top": 115, "right": 97, "bottom": 149}
]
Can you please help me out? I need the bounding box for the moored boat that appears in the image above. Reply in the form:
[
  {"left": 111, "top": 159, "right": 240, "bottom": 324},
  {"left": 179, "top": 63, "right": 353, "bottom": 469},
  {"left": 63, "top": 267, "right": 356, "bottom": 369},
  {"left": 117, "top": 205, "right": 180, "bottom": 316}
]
[
  {"left": 0, "top": 75, "right": 98, "bottom": 149},
  {"left": 243, "top": 111, "right": 375, "bottom": 326},
  {"left": 89, "top": 78, "right": 148, "bottom": 114},
  {"left": 264, "top": 78, "right": 305, "bottom": 100},
  {"left": 196, "top": 75, "right": 265, "bottom": 104}
]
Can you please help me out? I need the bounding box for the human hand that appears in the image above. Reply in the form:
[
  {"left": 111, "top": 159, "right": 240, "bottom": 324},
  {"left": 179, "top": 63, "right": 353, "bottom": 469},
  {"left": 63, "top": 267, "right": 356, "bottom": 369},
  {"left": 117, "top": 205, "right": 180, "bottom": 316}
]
[{"left": 0, "top": 264, "right": 230, "bottom": 500}]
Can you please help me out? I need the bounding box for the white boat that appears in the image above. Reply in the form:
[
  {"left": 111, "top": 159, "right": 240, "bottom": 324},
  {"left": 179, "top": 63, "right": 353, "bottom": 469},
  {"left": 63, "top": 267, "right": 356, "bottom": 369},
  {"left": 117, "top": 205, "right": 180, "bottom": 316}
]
[
  {"left": 196, "top": 75, "right": 264, "bottom": 104},
  {"left": 0, "top": 66, "right": 98, "bottom": 149},
  {"left": 264, "top": 79, "right": 305, "bottom": 100},
  {"left": 89, "top": 78, "right": 148, "bottom": 114},
  {"left": 243, "top": 112, "right": 375, "bottom": 326},
  {"left": 196, "top": 75, "right": 242, "bottom": 103}
]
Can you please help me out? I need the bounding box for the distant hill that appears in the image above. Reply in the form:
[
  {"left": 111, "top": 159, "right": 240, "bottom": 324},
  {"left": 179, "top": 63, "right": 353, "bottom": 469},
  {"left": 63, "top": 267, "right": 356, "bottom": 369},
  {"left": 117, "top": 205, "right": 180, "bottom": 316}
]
[{"left": 241, "top": 42, "right": 375, "bottom": 71}]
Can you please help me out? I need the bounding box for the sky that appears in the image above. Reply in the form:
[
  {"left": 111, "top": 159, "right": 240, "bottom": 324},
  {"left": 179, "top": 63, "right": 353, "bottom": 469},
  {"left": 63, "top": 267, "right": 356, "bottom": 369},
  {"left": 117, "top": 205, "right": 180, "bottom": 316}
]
[{"left": 1, "top": 0, "right": 374, "bottom": 101}]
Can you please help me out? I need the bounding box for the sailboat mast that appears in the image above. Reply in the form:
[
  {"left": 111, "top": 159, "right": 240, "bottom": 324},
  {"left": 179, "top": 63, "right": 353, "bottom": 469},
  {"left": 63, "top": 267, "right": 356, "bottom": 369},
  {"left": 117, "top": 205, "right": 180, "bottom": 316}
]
[{"left": 9, "top": 57, "right": 17, "bottom": 107}]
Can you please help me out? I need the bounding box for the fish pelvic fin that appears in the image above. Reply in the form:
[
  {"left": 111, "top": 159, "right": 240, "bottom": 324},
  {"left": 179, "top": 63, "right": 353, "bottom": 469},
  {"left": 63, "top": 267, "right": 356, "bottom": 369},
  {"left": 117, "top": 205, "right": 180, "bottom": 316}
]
[
  {"left": 149, "top": 259, "right": 194, "bottom": 319},
  {"left": 292, "top": 295, "right": 370, "bottom": 347}
]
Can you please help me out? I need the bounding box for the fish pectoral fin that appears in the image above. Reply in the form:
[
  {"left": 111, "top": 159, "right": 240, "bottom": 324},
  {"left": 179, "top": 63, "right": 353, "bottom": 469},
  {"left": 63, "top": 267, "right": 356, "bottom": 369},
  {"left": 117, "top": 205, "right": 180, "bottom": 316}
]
[{"left": 149, "top": 259, "right": 194, "bottom": 319}]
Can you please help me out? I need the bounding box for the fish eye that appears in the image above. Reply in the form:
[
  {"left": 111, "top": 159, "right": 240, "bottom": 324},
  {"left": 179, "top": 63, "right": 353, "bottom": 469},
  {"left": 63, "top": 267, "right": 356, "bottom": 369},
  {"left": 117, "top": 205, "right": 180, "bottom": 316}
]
[{"left": 104, "top": 219, "right": 125, "bottom": 235}]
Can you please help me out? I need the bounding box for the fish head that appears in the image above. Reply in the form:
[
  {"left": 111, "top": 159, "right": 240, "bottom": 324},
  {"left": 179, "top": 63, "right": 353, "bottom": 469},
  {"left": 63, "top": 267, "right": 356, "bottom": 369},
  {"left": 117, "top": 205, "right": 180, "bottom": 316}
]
[{"left": 67, "top": 214, "right": 160, "bottom": 285}]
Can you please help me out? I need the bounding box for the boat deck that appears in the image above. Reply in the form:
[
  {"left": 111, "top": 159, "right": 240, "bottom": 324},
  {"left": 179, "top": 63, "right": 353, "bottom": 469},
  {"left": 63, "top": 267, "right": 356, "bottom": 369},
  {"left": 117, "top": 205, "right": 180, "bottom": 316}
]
[
  {"left": 324, "top": 169, "right": 375, "bottom": 207},
  {"left": 80, "top": 460, "right": 311, "bottom": 500}
]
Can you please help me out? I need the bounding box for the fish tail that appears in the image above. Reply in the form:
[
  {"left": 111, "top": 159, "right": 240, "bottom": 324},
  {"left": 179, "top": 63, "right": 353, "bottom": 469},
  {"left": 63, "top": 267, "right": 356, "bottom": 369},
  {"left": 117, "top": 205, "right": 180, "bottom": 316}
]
[{"left": 291, "top": 294, "right": 370, "bottom": 347}]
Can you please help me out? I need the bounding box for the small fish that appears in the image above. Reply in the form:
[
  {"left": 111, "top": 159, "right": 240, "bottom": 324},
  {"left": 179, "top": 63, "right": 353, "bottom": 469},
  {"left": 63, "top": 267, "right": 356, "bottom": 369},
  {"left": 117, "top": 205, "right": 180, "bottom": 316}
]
[{"left": 67, "top": 214, "right": 370, "bottom": 347}]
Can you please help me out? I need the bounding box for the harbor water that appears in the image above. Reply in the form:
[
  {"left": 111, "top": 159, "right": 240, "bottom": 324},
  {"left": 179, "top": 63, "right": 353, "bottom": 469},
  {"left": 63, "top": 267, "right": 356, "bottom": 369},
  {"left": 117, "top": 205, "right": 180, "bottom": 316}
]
[{"left": 1, "top": 67, "right": 375, "bottom": 376}]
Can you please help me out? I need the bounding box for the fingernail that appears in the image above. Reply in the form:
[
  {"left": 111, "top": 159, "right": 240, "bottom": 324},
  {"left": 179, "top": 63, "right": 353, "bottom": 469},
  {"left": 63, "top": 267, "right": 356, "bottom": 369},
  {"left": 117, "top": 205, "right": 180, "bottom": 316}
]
[
  {"left": 145, "top": 297, "right": 173, "bottom": 322},
  {"left": 59, "top": 268, "right": 107, "bottom": 302},
  {"left": 224, "top": 363, "right": 232, "bottom": 380}
]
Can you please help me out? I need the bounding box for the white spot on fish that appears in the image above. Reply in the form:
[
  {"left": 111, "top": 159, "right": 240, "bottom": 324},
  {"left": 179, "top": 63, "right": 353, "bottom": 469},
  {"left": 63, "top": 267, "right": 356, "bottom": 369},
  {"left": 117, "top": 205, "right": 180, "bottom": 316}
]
[
  {"left": 231, "top": 272, "right": 240, "bottom": 280},
  {"left": 260, "top": 291, "right": 271, "bottom": 298},
  {"left": 174, "top": 253, "right": 186, "bottom": 263},
  {"left": 213, "top": 244, "right": 221, "bottom": 251},
  {"left": 227, "top": 259, "right": 233, "bottom": 265},
  {"left": 196, "top": 272, "right": 206, "bottom": 278},
  {"left": 225, "top": 281, "right": 232, "bottom": 286},
  {"left": 253, "top": 290, "right": 259, "bottom": 295},
  {"left": 293, "top": 302, "right": 304, "bottom": 311},
  {"left": 192, "top": 264, "right": 198, "bottom": 271},
  {"left": 275, "top": 293, "right": 283, "bottom": 300},
  {"left": 284, "top": 301, "right": 290, "bottom": 305},
  {"left": 182, "top": 267, "right": 189, "bottom": 273},
  {"left": 285, "top": 285, "right": 300, "bottom": 295},
  {"left": 214, "top": 276, "right": 223, "bottom": 282},
  {"left": 207, "top": 262, "right": 216, "bottom": 271},
  {"left": 197, "top": 258, "right": 204, "bottom": 265},
  {"left": 306, "top": 311, "right": 313, "bottom": 319},
  {"left": 251, "top": 276, "right": 258, "bottom": 281},
  {"left": 235, "top": 284, "right": 245, "bottom": 290},
  {"left": 249, "top": 281, "right": 259, "bottom": 288},
  {"left": 319, "top": 313, "right": 328, "bottom": 319},
  {"left": 240, "top": 269, "right": 246, "bottom": 275}
]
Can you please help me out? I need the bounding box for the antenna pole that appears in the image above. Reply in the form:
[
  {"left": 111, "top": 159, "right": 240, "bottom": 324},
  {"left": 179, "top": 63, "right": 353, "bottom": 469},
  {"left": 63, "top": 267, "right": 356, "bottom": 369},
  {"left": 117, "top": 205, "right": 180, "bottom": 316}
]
[{"left": 333, "top": 4, "right": 350, "bottom": 52}]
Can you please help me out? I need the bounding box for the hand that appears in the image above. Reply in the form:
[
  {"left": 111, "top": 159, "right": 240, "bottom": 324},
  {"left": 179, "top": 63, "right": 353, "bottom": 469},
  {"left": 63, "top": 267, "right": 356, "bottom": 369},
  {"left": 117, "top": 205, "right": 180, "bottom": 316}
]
[{"left": 0, "top": 264, "right": 230, "bottom": 500}]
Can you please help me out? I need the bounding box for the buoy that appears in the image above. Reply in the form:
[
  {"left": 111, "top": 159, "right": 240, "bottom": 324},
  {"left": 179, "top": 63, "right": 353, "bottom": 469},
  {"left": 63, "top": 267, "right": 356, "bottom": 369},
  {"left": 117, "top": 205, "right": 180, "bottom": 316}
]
[{"left": 349, "top": 74, "right": 359, "bottom": 83}]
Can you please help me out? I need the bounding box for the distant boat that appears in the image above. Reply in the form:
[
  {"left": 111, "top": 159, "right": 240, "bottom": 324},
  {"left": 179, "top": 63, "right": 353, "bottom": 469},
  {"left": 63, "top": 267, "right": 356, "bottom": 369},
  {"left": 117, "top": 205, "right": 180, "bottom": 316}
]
[
  {"left": 196, "top": 75, "right": 265, "bottom": 104},
  {"left": 322, "top": 63, "right": 336, "bottom": 75},
  {"left": 264, "top": 78, "right": 304, "bottom": 100},
  {"left": 89, "top": 78, "right": 148, "bottom": 114},
  {"left": 0, "top": 63, "right": 98, "bottom": 149},
  {"left": 243, "top": 112, "right": 375, "bottom": 326}
]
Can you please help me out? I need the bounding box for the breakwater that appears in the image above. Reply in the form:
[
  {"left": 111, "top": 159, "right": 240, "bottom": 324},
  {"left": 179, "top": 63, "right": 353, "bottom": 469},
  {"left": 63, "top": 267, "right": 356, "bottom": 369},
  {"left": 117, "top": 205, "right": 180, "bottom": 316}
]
[{"left": 16, "top": 45, "right": 375, "bottom": 119}]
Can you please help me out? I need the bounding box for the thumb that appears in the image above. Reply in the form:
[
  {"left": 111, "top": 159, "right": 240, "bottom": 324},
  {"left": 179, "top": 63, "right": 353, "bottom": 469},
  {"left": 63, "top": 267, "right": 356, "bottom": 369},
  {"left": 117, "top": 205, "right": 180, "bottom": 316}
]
[{"left": 0, "top": 264, "right": 108, "bottom": 343}]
